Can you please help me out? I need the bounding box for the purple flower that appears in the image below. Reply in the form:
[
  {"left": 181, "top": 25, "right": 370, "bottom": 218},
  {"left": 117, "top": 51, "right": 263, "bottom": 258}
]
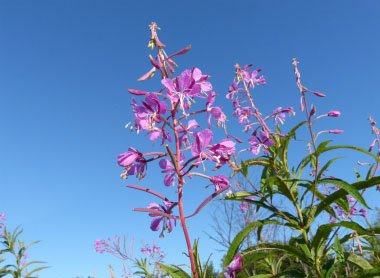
[
  {"left": 131, "top": 93, "right": 168, "bottom": 141},
  {"left": 239, "top": 202, "right": 249, "bottom": 214},
  {"left": 359, "top": 208, "right": 368, "bottom": 218},
  {"left": 224, "top": 254, "right": 243, "bottom": 278},
  {"left": 141, "top": 246, "right": 152, "bottom": 256},
  {"left": 94, "top": 239, "right": 107, "bottom": 253},
  {"left": 191, "top": 129, "right": 214, "bottom": 167},
  {"left": 161, "top": 69, "right": 202, "bottom": 114},
  {"left": 206, "top": 92, "right": 226, "bottom": 126},
  {"left": 242, "top": 66, "right": 266, "bottom": 87},
  {"left": 0, "top": 213, "right": 5, "bottom": 221},
  {"left": 239, "top": 196, "right": 254, "bottom": 213},
  {"left": 118, "top": 148, "right": 147, "bottom": 180},
  {"left": 272, "top": 107, "right": 293, "bottom": 125},
  {"left": 248, "top": 131, "right": 275, "bottom": 155},
  {"left": 147, "top": 201, "right": 176, "bottom": 237},
  {"left": 152, "top": 242, "right": 162, "bottom": 255},
  {"left": 118, "top": 147, "right": 143, "bottom": 167},
  {"left": 159, "top": 154, "right": 185, "bottom": 187},
  {"left": 208, "top": 139, "right": 236, "bottom": 169},
  {"left": 210, "top": 175, "right": 230, "bottom": 192},
  {"left": 192, "top": 68, "right": 213, "bottom": 93},
  {"left": 226, "top": 80, "right": 239, "bottom": 100},
  {"left": 177, "top": 120, "right": 199, "bottom": 148}
]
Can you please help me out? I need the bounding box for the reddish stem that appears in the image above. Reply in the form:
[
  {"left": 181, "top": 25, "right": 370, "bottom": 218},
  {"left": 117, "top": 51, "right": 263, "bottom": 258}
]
[{"left": 126, "top": 185, "right": 169, "bottom": 202}]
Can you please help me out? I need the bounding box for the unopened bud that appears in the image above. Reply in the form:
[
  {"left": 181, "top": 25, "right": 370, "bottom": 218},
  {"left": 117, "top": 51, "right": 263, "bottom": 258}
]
[
  {"left": 327, "top": 111, "right": 341, "bottom": 117},
  {"left": 310, "top": 105, "right": 317, "bottom": 117},
  {"left": 328, "top": 130, "right": 344, "bottom": 134}
]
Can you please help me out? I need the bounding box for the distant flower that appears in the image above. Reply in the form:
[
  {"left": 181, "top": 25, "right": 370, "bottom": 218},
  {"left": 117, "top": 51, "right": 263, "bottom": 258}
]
[
  {"left": 94, "top": 239, "right": 107, "bottom": 253},
  {"left": 242, "top": 66, "right": 266, "bottom": 87},
  {"left": 239, "top": 196, "right": 254, "bottom": 213},
  {"left": 0, "top": 213, "right": 5, "bottom": 221},
  {"left": 359, "top": 208, "right": 368, "bottom": 218},
  {"left": 249, "top": 131, "right": 274, "bottom": 155},
  {"left": 226, "top": 80, "right": 239, "bottom": 100},
  {"left": 224, "top": 254, "right": 243, "bottom": 278},
  {"left": 141, "top": 246, "right": 152, "bottom": 256}
]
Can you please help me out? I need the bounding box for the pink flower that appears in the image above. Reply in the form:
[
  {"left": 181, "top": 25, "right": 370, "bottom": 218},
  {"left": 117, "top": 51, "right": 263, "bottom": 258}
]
[
  {"left": 94, "top": 239, "right": 107, "bottom": 253},
  {"left": 206, "top": 91, "right": 226, "bottom": 126},
  {"left": 224, "top": 254, "right": 243, "bottom": 278},
  {"left": 147, "top": 201, "right": 176, "bottom": 237},
  {"left": 249, "top": 131, "right": 274, "bottom": 155},
  {"left": 210, "top": 175, "right": 230, "bottom": 192},
  {"left": 118, "top": 148, "right": 147, "bottom": 180}
]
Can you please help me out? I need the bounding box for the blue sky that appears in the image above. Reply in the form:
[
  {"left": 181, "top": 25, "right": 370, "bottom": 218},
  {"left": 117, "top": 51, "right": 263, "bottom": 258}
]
[{"left": 1, "top": 1, "right": 380, "bottom": 277}]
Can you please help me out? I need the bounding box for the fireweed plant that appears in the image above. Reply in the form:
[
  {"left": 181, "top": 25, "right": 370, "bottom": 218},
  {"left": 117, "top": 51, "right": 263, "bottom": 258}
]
[
  {"left": 119, "top": 23, "right": 380, "bottom": 277},
  {"left": 0, "top": 213, "right": 47, "bottom": 278}
]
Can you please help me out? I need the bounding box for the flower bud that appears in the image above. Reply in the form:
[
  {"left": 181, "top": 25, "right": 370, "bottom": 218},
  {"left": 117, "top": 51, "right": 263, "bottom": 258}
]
[
  {"left": 329, "top": 130, "right": 344, "bottom": 134},
  {"left": 310, "top": 105, "right": 317, "bottom": 117},
  {"left": 328, "top": 111, "right": 341, "bottom": 117}
]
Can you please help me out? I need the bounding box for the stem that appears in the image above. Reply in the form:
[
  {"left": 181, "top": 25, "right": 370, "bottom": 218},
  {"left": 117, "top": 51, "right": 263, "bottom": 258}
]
[
  {"left": 242, "top": 175, "right": 297, "bottom": 225},
  {"left": 171, "top": 98, "right": 198, "bottom": 278},
  {"left": 126, "top": 185, "right": 170, "bottom": 201}
]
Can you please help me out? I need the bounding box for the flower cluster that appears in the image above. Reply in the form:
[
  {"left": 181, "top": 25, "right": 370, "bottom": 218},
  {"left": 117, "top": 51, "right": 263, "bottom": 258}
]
[{"left": 140, "top": 241, "right": 165, "bottom": 262}]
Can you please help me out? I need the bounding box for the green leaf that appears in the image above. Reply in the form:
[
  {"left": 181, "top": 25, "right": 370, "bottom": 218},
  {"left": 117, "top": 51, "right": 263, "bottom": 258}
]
[
  {"left": 322, "top": 145, "right": 380, "bottom": 162},
  {"left": 314, "top": 176, "right": 380, "bottom": 219},
  {"left": 316, "top": 140, "right": 333, "bottom": 155},
  {"left": 333, "top": 235, "right": 344, "bottom": 263},
  {"left": 241, "top": 160, "right": 248, "bottom": 178},
  {"left": 319, "top": 178, "right": 370, "bottom": 209},
  {"left": 312, "top": 221, "right": 370, "bottom": 254},
  {"left": 272, "top": 270, "right": 306, "bottom": 278},
  {"left": 353, "top": 268, "right": 380, "bottom": 278},
  {"left": 224, "top": 220, "right": 283, "bottom": 267},
  {"left": 346, "top": 253, "right": 373, "bottom": 270},
  {"left": 316, "top": 157, "right": 343, "bottom": 181},
  {"left": 224, "top": 193, "right": 299, "bottom": 225},
  {"left": 241, "top": 243, "right": 312, "bottom": 266},
  {"left": 158, "top": 264, "right": 191, "bottom": 278},
  {"left": 354, "top": 168, "right": 363, "bottom": 182},
  {"left": 278, "top": 121, "right": 308, "bottom": 172}
]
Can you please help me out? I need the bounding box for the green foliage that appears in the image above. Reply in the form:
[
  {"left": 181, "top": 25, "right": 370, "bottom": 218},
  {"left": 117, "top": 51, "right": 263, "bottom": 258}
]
[
  {"left": 0, "top": 226, "right": 47, "bottom": 278},
  {"left": 223, "top": 120, "right": 380, "bottom": 278}
]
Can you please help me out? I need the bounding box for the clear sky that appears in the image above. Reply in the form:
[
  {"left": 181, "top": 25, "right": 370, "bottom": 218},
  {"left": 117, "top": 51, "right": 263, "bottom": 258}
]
[{"left": 1, "top": 1, "right": 380, "bottom": 277}]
